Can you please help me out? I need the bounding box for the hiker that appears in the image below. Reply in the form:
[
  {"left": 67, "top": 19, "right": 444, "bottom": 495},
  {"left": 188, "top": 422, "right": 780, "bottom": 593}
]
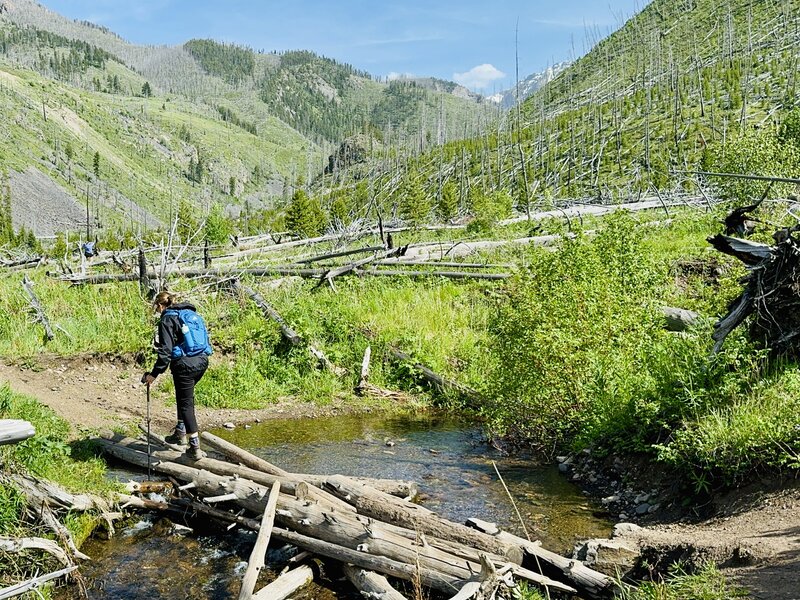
[
  {"left": 141, "top": 291, "right": 212, "bottom": 460},
  {"left": 82, "top": 240, "right": 97, "bottom": 258}
]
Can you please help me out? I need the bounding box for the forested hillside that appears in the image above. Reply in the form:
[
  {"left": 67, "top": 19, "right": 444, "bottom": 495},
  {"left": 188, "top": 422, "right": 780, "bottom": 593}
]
[
  {"left": 312, "top": 0, "right": 800, "bottom": 233},
  {"left": 0, "top": 0, "right": 490, "bottom": 237}
]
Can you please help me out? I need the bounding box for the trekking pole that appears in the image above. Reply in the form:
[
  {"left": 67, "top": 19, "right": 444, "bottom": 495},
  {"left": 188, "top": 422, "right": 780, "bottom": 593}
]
[{"left": 146, "top": 382, "right": 152, "bottom": 480}]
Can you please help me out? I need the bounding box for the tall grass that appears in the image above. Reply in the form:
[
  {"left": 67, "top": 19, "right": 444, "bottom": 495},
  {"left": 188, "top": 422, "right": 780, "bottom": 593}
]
[{"left": 616, "top": 562, "right": 749, "bottom": 600}]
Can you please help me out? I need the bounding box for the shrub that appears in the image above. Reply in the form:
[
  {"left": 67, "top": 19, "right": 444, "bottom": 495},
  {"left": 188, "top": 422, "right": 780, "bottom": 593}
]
[{"left": 484, "top": 212, "right": 665, "bottom": 455}]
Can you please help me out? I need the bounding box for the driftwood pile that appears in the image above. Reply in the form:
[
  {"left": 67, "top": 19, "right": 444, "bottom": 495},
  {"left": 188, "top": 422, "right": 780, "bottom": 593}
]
[
  {"left": 0, "top": 473, "right": 123, "bottom": 599},
  {"left": 709, "top": 228, "right": 800, "bottom": 354},
  {"left": 98, "top": 431, "right": 620, "bottom": 600}
]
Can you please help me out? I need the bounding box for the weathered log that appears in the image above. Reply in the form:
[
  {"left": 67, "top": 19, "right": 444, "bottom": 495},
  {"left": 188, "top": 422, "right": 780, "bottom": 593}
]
[
  {"left": 251, "top": 565, "right": 314, "bottom": 600},
  {"left": 199, "top": 431, "right": 289, "bottom": 476},
  {"left": 387, "top": 347, "right": 482, "bottom": 404},
  {"left": 5, "top": 475, "right": 94, "bottom": 561},
  {"left": 197, "top": 433, "right": 356, "bottom": 513},
  {"left": 22, "top": 275, "right": 54, "bottom": 341},
  {"left": 318, "top": 246, "right": 406, "bottom": 289},
  {"left": 342, "top": 564, "right": 408, "bottom": 600},
  {"left": 292, "top": 245, "right": 386, "bottom": 265},
  {"left": 296, "top": 474, "right": 418, "bottom": 499},
  {"left": 7, "top": 473, "right": 112, "bottom": 514},
  {"left": 707, "top": 234, "right": 773, "bottom": 266},
  {"left": 662, "top": 306, "right": 700, "bottom": 332},
  {"left": 359, "top": 268, "right": 511, "bottom": 281},
  {"left": 228, "top": 279, "right": 302, "bottom": 346},
  {"left": 101, "top": 438, "right": 574, "bottom": 596},
  {"left": 0, "top": 536, "right": 72, "bottom": 567},
  {"left": 59, "top": 265, "right": 510, "bottom": 285},
  {"left": 494, "top": 531, "right": 619, "bottom": 598},
  {"left": 238, "top": 481, "right": 281, "bottom": 600},
  {"left": 226, "top": 279, "right": 344, "bottom": 374},
  {"left": 322, "top": 475, "right": 523, "bottom": 564},
  {"left": 0, "top": 420, "right": 35, "bottom": 446},
  {"left": 0, "top": 566, "right": 78, "bottom": 600},
  {"left": 100, "top": 435, "right": 354, "bottom": 514},
  {"left": 376, "top": 260, "right": 512, "bottom": 269},
  {"left": 271, "top": 527, "right": 468, "bottom": 595}
]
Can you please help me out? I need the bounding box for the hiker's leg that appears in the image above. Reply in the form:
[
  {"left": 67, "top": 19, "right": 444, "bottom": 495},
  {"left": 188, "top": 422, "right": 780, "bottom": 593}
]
[{"left": 173, "top": 369, "right": 199, "bottom": 435}]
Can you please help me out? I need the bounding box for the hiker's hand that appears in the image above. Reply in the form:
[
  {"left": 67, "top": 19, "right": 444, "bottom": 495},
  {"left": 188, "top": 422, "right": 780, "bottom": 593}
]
[{"left": 141, "top": 373, "right": 156, "bottom": 386}]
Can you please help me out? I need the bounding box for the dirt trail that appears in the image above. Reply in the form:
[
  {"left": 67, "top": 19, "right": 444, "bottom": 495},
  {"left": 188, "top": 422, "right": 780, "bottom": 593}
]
[
  {"left": 0, "top": 354, "right": 343, "bottom": 435},
  {"left": 614, "top": 484, "right": 800, "bottom": 599}
]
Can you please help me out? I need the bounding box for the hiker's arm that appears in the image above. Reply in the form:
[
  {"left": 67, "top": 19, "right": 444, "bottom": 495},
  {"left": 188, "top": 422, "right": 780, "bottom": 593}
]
[{"left": 148, "top": 317, "right": 176, "bottom": 378}]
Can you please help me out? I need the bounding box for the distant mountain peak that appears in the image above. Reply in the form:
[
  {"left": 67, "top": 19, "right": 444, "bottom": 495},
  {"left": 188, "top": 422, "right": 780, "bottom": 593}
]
[{"left": 489, "top": 61, "right": 571, "bottom": 108}]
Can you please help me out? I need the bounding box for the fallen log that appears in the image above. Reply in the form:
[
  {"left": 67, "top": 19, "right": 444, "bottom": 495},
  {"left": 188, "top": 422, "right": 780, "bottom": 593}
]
[
  {"left": 58, "top": 265, "right": 511, "bottom": 285},
  {"left": 238, "top": 481, "right": 281, "bottom": 600},
  {"left": 296, "top": 474, "right": 418, "bottom": 499},
  {"left": 359, "top": 268, "right": 511, "bottom": 281},
  {"left": 318, "top": 246, "right": 406, "bottom": 289},
  {"left": 495, "top": 531, "right": 619, "bottom": 598},
  {"left": 228, "top": 279, "right": 302, "bottom": 346},
  {"left": 99, "top": 435, "right": 354, "bottom": 514},
  {"left": 322, "top": 474, "right": 523, "bottom": 564},
  {"left": 0, "top": 566, "right": 78, "bottom": 600},
  {"left": 342, "top": 564, "right": 408, "bottom": 600},
  {"left": 388, "top": 347, "right": 482, "bottom": 404},
  {"left": 0, "top": 420, "right": 35, "bottom": 446},
  {"left": 251, "top": 564, "right": 314, "bottom": 600},
  {"left": 376, "top": 260, "right": 512, "bottom": 269},
  {"left": 226, "top": 279, "right": 344, "bottom": 374},
  {"left": 293, "top": 245, "right": 386, "bottom": 265},
  {"left": 22, "top": 275, "right": 54, "bottom": 341},
  {"left": 0, "top": 536, "right": 72, "bottom": 567},
  {"left": 271, "top": 527, "right": 466, "bottom": 595}
]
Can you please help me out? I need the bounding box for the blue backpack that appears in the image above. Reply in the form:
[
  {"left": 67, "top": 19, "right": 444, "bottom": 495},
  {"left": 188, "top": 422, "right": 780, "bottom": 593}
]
[{"left": 164, "top": 308, "right": 213, "bottom": 359}]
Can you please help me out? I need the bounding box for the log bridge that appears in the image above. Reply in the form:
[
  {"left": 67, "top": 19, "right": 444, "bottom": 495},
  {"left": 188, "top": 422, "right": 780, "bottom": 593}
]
[{"left": 98, "top": 432, "right": 620, "bottom": 600}]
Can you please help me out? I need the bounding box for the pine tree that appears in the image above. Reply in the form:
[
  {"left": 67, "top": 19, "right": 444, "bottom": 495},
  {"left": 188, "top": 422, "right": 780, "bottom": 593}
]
[
  {"left": 177, "top": 199, "right": 198, "bottom": 242},
  {"left": 204, "top": 202, "right": 233, "bottom": 244},
  {"left": 141, "top": 81, "right": 152, "bottom": 97},
  {"left": 436, "top": 180, "right": 458, "bottom": 222},
  {"left": 399, "top": 173, "right": 430, "bottom": 227},
  {"left": 286, "top": 190, "right": 325, "bottom": 237},
  {"left": 92, "top": 151, "right": 100, "bottom": 178}
]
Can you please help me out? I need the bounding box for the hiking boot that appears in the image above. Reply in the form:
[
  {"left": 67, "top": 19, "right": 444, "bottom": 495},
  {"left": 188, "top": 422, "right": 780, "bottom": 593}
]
[
  {"left": 164, "top": 431, "right": 187, "bottom": 446},
  {"left": 185, "top": 446, "right": 206, "bottom": 461}
]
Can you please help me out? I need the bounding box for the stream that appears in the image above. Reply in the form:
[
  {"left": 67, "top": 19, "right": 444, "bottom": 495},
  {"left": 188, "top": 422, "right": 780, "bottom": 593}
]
[{"left": 75, "top": 413, "right": 613, "bottom": 599}]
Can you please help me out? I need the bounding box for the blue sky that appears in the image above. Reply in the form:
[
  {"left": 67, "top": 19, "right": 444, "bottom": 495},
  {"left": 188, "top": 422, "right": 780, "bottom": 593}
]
[{"left": 41, "top": 0, "right": 648, "bottom": 93}]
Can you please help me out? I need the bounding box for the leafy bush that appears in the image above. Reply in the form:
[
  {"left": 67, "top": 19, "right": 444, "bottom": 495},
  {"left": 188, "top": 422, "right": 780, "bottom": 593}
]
[
  {"left": 484, "top": 212, "right": 666, "bottom": 454},
  {"left": 702, "top": 126, "right": 800, "bottom": 202}
]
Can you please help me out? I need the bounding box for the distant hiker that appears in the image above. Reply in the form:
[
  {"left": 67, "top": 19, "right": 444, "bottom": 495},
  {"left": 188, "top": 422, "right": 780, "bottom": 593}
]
[
  {"left": 82, "top": 240, "right": 97, "bottom": 258},
  {"left": 141, "top": 291, "right": 213, "bottom": 460}
]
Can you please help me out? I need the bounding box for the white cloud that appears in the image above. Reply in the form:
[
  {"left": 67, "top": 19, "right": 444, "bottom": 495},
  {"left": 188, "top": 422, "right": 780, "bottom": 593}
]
[{"left": 453, "top": 64, "right": 506, "bottom": 90}]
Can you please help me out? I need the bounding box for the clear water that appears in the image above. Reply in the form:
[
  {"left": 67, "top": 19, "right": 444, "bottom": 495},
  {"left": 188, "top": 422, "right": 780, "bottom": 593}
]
[{"left": 75, "top": 413, "right": 612, "bottom": 599}]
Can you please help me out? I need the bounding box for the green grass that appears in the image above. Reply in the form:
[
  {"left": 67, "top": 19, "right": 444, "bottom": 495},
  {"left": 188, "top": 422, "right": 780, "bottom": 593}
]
[
  {"left": 0, "top": 383, "right": 115, "bottom": 591},
  {"left": 617, "top": 562, "right": 749, "bottom": 600}
]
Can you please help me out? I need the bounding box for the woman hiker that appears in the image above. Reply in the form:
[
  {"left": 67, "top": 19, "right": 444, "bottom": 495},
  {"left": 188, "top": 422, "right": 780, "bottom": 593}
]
[{"left": 141, "top": 291, "right": 212, "bottom": 460}]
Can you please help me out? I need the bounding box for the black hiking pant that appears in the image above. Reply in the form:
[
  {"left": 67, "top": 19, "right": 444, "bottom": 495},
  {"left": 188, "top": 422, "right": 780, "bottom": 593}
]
[{"left": 171, "top": 358, "right": 208, "bottom": 435}]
